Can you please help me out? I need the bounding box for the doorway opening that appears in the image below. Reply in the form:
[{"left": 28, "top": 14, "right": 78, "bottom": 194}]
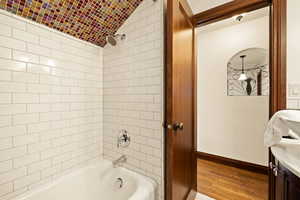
[{"left": 195, "top": 7, "right": 270, "bottom": 200}]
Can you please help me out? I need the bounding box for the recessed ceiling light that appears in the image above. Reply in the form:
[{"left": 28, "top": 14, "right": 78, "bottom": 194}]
[{"left": 233, "top": 13, "right": 246, "bottom": 21}]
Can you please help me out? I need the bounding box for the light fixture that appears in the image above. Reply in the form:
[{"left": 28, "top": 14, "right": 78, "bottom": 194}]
[
  {"left": 233, "top": 13, "right": 246, "bottom": 22},
  {"left": 238, "top": 55, "right": 247, "bottom": 81}
]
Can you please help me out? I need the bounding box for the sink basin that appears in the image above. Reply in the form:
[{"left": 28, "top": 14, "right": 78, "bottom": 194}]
[
  {"left": 272, "top": 140, "right": 300, "bottom": 177},
  {"left": 279, "top": 110, "right": 300, "bottom": 138},
  {"left": 285, "top": 119, "right": 300, "bottom": 139}
]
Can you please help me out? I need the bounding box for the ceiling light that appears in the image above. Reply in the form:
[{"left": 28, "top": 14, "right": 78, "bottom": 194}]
[{"left": 238, "top": 55, "right": 248, "bottom": 81}]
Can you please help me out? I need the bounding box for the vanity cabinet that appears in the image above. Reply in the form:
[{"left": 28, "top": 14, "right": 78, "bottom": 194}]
[{"left": 271, "top": 160, "right": 300, "bottom": 200}]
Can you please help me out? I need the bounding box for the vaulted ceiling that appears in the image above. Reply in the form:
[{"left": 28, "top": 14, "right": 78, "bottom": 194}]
[{"left": 0, "top": 0, "right": 143, "bottom": 47}]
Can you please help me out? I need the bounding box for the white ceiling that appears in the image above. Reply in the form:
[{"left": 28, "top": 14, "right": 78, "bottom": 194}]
[
  {"left": 187, "top": 0, "right": 233, "bottom": 14},
  {"left": 197, "top": 7, "right": 269, "bottom": 32}
]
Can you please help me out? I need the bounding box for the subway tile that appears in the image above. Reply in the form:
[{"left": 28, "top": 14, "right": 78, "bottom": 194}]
[
  {"left": 0, "top": 24, "right": 11, "bottom": 37},
  {"left": 28, "top": 141, "right": 52, "bottom": 154},
  {"left": 27, "top": 104, "right": 51, "bottom": 113},
  {"left": 0, "top": 146, "right": 27, "bottom": 162},
  {"left": 27, "top": 24, "right": 52, "bottom": 38},
  {"left": 41, "top": 164, "right": 60, "bottom": 179},
  {"left": 0, "top": 104, "right": 26, "bottom": 117},
  {"left": 0, "top": 58, "right": 26, "bottom": 71},
  {"left": 27, "top": 84, "right": 52, "bottom": 94},
  {"left": 13, "top": 72, "right": 39, "bottom": 83},
  {"left": 13, "top": 50, "right": 39, "bottom": 63},
  {"left": 0, "top": 187, "right": 28, "bottom": 200},
  {"left": 28, "top": 122, "right": 51, "bottom": 133},
  {"left": 41, "top": 147, "right": 61, "bottom": 160},
  {"left": 40, "top": 37, "right": 61, "bottom": 49},
  {"left": 0, "top": 116, "right": 11, "bottom": 127},
  {"left": 40, "top": 112, "right": 61, "bottom": 122},
  {"left": 40, "top": 75, "right": 60, "bottom": 85},
  {"left": 13, "top": 153, "right": 40, "bottom": 168},
  {"left": 0, "top": 160, "right": 12, "bottom": 174},
  {"left": 39, "top": 57, "right": 57, "bottom": 67},
  {"left": 0, "top": 138, "right": 12, "bottom": 150},
  {"left": 0, "top": 93, "right": 11, "bottom": 104},
  {"left": 13, "top": 93, "right": 39, "bottom": 103},
  {"left": 0, "top": 14, "right": 26, "bottom": 30},
  {"left": 0, "top": 70, "right": 11, "bottom": 81},
  {"left": 14, "top": 172, "right": 40, "bottom": 190},
  {"left": 0, "top": 125, "right": 26, "bottom": 139},
  {"left": 27, "top": 64, "right": 51, "bottom": 74},
  {"left": 13, "top": 134, "right": 39, "bottom": 147},
  {"left": 0, "top": 46, "right": 11, "bottom": 59},
  {"left": 27, "top": 122, "right": 51, "bottom": 133},
  {"left": 40, "top": 94, "right": 61, "bottom": 103},
  {"left": 13, "top": 113, "right": 39, "bottom": 125},
  {"left": 27, "top": 44, "right": 52, "bottom": 56},
  {"left": 12, "top": 29, "right": 39, "bottom": 44},
  {"left": 0, "top": 10, "right": 105, "bottom": 200},
  {"left": 28, "top": 159, "right": 52, "bottom": 174},
  {"left": 0, "top": 36, "right": 26, "bottom": 51}
]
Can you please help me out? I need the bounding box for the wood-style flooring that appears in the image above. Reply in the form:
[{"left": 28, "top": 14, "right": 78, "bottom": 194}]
[{"left": 197, "top": 158, "right": 268, "bottom": 200}]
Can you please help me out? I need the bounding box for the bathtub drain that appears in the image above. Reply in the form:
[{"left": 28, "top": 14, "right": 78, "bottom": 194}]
[{"left": 115, "top": 177, "right": 124, "bottom": 188}]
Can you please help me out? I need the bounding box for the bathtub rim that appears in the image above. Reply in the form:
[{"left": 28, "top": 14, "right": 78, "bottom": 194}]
[{"left": 13, "top": 158, "right": 157, "bottom": 200}]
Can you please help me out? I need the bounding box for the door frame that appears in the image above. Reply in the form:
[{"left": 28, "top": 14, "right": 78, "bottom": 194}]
[
  {"left": 164, "top": 0, "right": 196, "bottom": 200},
  {"left": 164, "top": 0, "right": 286, "bottom": 200}
]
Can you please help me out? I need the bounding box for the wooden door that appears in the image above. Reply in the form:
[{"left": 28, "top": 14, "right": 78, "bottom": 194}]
[{"left": 165, "top": 0, "right": 195, "bottom": 200}]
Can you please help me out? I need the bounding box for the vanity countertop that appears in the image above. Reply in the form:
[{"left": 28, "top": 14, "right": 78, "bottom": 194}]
[{"left": 271, "top": 139, "right": 300, "bottom": 178}]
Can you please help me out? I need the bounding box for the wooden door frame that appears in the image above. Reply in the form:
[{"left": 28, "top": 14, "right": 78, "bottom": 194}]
[
  {"left": 165, "top": 0, "right": 286, "bottom": 200},
  {"left": 164, "top": 0, "right": 196, "bottom": 200}
]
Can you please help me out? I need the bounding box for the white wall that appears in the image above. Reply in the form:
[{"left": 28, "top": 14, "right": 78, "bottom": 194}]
[
  {"left": 287, "top": 1, "right": 300, "bottom": 109},
  {"left": 103, "top": 0, "right": 164, "bottom": 199},
  {"left": 197, "top": 15, "right": 269, "bottom": 166},
  {"left": 0, "top": 10, "right": 103, "bottom": 199}
]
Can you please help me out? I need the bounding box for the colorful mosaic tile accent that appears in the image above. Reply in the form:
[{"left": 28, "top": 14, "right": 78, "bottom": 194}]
[{"left": 0, "top": 0, "right": 143, "bottom": 46}]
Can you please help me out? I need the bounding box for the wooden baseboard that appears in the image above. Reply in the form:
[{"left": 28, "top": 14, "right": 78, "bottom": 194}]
[
  {"left": 196, "top": 151, "right": 268, "bottom": 175},
  {"left": 186, "top": 189, "right": 197, "bottom": 200}
]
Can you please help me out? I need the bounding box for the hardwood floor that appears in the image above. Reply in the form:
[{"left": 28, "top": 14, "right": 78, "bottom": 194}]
[{"left": 197, "top": 158, "right": 268, "bottom": 200}]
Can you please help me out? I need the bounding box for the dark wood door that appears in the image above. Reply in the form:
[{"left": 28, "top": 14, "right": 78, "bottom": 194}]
[{"left": 165, "top": 0, "right": 195, "bottom": 200}]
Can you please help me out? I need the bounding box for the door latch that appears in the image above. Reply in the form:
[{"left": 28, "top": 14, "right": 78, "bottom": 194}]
[{"left": 165, "top": 122, "right": 184, "bottom": 131}]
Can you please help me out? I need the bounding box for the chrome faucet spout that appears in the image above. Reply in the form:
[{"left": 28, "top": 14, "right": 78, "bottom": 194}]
[{"left": 113, "top": 155, "right": 127, "bottom": 168}]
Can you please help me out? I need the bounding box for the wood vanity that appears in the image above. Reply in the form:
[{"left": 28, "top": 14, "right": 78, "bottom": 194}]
[{"left": 270, "top": 150, "right": 300, "bottom": 200}]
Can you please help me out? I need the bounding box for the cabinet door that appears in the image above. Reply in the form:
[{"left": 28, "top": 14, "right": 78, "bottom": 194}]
[
  {"left": 285, "top": 168, "right": 300, "bottom": 200},
  {"left": 275, "top": 168, "right": 286, "bottom": 200}
]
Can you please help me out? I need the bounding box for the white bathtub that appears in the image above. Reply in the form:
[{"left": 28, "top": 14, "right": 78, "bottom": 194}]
[{"left": 15, "top": 160, "right": 156, "bottom": 200}]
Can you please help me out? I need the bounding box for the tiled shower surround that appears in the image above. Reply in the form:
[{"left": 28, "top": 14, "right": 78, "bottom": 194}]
[
  {"left": 0, "top": 0, "right": 164, "bottom": 199},
  {"left": 0, "top": 10, "right": 103, "bottom": 199},
  {"left": 103, "top": 0, "right": 164, "bottom": 199}
]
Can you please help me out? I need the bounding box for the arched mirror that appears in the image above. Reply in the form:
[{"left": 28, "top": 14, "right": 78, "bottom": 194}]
[{"left": 227, "top": 48, "right": 269, "bottom": 96}]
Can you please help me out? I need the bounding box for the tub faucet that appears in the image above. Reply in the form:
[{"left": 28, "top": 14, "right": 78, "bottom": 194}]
[{"left": 113, "top": 155, "right": 127, "bottom": 168}]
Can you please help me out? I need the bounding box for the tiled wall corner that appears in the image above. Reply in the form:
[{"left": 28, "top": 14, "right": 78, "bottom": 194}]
[
  {"left": 287, "top": 84, "right": 300, "bottom": 109},
  {"left": 0, "top": 10, "right": 103, "bottom": 199},
  {"left": 103, "top": 0, "right": 164, "bottom": 199}
]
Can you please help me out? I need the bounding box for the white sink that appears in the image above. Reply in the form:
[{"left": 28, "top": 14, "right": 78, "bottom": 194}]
[{"left": 272, "top": 139, "right": 300, "bottom": 177}]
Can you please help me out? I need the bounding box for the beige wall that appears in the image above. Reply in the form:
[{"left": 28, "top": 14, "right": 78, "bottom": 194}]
[
  {"left": 287, "top": 1, "right": 300, "bottom": 109},
  {"left": 197, "top": 14, "right": 269, "bottom": 166}
]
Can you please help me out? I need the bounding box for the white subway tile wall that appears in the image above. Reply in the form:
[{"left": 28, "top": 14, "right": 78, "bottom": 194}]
[
  {"left": 103, "top": 0, "right": 164, "bottom": 200},
  {"left": 287, "top": 84, "right": 300, "bottom": 109},
  {"left": 0, "top": 10, "right": 103, "bottom": 199}
]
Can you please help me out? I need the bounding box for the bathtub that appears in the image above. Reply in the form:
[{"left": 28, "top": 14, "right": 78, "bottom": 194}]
[{"left": 15, "top": 160, "right": 156, "bottom": 200}]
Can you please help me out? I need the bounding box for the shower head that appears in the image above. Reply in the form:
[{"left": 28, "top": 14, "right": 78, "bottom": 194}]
[{"left": 106, "top": 34, "right": 126, "bottom": 46}]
